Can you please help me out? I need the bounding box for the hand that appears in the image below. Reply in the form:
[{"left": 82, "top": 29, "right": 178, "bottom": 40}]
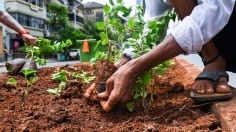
[
  {"left": 84, "top": 55, "right": 131, "bottom": 98},
  {"left": 98, "top": 61, "right": 138, "bottom": 112},
  {"left": 22, "top": 34, "right": 37, "bottom": 45}
]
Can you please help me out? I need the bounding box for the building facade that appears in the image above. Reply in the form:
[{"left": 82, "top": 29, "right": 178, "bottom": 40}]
[{"left": 83, "top": 2, "right": 104, "bottom": 24}]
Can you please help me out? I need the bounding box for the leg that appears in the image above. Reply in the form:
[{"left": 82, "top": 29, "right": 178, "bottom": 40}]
[{"left": 171, "top": 0, "right": 231, "bottom": 95}]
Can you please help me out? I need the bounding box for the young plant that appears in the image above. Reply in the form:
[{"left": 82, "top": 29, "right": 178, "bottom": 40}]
[
  {"left": 72, "top": 71, "right": 95, "bottom": 84},
  {"left": 124, "top": 6, "right": 176, "bottom": 112},
  {"left": 7, "top": 78, "right": 17, "bottom": 88},
  {"left": 22, "top": 37, "right": 73, "bottom": 66},
  {"left": 95, "top": 0, "right": 176, "bottom": 112},
  {"left": 96, "top": 0, "right": 132, "bottom": 62},
  {"left": 21, "top": 69, "right": 38, "bottom": 110},
  {"left": 47, "top": 70, "right": 68, "bottom": 95}
]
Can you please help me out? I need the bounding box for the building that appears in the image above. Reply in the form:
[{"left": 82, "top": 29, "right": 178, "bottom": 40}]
[
  {"left": 0, "top": 0, "right": 84, "bottom": 61},
  {"left": 83, "top": 2, "right": 104, "bottom": 23}
]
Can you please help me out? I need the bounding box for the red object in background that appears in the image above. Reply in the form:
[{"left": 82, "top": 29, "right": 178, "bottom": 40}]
[{"left": 14, "top": 41, "right": 19, "bottom": 50}]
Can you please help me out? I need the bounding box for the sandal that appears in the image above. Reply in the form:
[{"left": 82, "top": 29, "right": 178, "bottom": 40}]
[{"left": 190, "top": 71, "right": 234, "bottom": 102}]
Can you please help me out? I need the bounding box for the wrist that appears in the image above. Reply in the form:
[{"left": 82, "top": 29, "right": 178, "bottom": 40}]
[{"left": 18, "top": 29, "right": 30, "bottom": 37}]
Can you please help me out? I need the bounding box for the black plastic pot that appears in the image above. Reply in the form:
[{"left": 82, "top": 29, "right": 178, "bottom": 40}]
[{"left": 96, "top": 82, "right": 106, "bottom": 94}]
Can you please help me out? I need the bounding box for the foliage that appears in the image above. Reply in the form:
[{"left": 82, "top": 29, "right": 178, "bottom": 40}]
[
  {"left": 96, "top": 0, "right": 132, "bottom": 61},
  {"left": 95, "top": 0, "right": 176, "bottom": 112},
  {"left": 57, "top": 26, "right": 94, "bottom": 49},
  {"left": 124, "top": 6, "right": 176, "bottom": 112},
  {"left": 90, "top": 52, "right": 108, "bottom": 65},
  {"left": 47, "top": 2, "right": 93, "bottom": 50},
  {"left": 47, "top": 2, "right": 69, "bottom": 31},
  {"left": 21, "top": 69, "right": 38, "bottom": 110},
  {"left": 47, "top": 70, "right": 68, "bottom": 95},
  {"left": 72, "top": 71, "right": 95, "bottom": 84},
  {"left": 22, "top": 37, "right": 73, "bottom": 66},
  {"left": 21, "top": 69, "right": 38, "bottom": 90},
  {"left": 7, "top": 78, "right": 17, "bottom": 88}
]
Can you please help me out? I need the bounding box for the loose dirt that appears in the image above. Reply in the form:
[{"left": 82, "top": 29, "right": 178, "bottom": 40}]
[{"left": 0, "top": 58, "right": 222, "bottom": 131}]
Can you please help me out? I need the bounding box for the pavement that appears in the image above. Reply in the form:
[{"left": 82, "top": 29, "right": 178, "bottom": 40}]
[{"left": 0, "top": 58, "right": 80, "bottom": 72}]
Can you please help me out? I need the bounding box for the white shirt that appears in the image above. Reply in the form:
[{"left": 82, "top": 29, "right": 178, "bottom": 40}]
[{"left": 170, "top": 0, "right": 236, "bottom": 54}]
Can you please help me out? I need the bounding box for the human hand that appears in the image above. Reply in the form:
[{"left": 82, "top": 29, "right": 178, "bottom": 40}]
[
  {"left": 22, "top": 34, "right": 37, "bottom": 45},
  {"left": 97, "top": 61, "right": 137, "bottom": 112},
  {"left": 84, "top": 55, "right": 131, "bottom": 98}
]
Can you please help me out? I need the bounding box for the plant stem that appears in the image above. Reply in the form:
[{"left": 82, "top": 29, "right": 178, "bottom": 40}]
[{"left": 20, "top": 91, "right": 25, "bottom": 111}]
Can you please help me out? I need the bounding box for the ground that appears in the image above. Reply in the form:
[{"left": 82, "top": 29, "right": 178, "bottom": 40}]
[{"left": 0, "top": 58, "right": 223, "bottom": 131}]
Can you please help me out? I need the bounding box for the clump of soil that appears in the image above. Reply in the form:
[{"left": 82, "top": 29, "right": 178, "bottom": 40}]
[
  {"left": 0, "top": 58, "right": 222, "bottom": 131},
  {"left": 94, "top": 59, "right": 117, "bottom": 93},
  {"left": 95, "top": 59, "right": 118, "bottom": 83}
]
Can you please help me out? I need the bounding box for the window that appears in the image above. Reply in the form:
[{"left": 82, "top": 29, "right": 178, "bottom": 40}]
[
  {"left": 38, "top": 0, "right": 43, "bottom": 7},
  {"left": 87, "top": 10, "right": 93, "bottom": 15},
  {"left": 96, "top": 11, "right": 103, "bottom": 22},
  {"left": 9, "top": 12, "right": 45, "bottom": 29}
]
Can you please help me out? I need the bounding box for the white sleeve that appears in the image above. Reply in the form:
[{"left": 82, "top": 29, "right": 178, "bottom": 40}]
[{"left": 171, "top": 0, "right": 236, "bottom": 54}]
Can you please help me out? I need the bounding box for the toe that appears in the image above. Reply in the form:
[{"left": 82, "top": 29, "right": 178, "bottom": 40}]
[{"left": 216, "top": 77, "right": 231, "bottom": 94}]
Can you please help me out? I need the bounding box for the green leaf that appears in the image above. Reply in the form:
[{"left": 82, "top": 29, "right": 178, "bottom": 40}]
[
  {"left": 133, "top": 32, "right": 140, "bottom": 39},
  {"left": 128, "top": 19, "right": 135, "bottom": 28},
  {"left": 126, "top": 102, "right": 135, "bottom": 112},
  {"left": 103, "top": 4, "right": 110, "bottom": 14},
  {"left": 96, "top": 22, "right": 105, "bottom": 30},
  {"left": 7, "top": 78, "right": 17, "bottom": 87},
  {"left": 116, "top": 0, "right": 123, "bottom": 3},
  {"left": 100, "top": 32, "right": 107, "bottom": 40},
  {"left": 148, "top": 21, "right": 157, "bottom": 29},
  {"left": 142, "top": 71, "right": 151, "bottom": 87},
  {"left": 109, "top": 0, "right": 114, "bottom": 6}
]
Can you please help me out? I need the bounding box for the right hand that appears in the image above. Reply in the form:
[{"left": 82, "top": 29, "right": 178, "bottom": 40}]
[
  {"left": 22, "top": 34, "right": 37, "bottom": 45},
  {"left": 97, "top": 61, "right": 137, "bottom": 111}
]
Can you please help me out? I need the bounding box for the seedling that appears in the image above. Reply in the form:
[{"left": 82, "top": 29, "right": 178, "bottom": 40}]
[
  {"left": 23, "top": 37, "right": 72, "bottom": 66},
  {"left": 72, "top": 71, "right": 95, "bottom": 84},
  {"left": 21, "top": 69, "right": 38, "bottom": 110},
  {"left": 47, "top": 70, "right": 68, "bottom": 95},
  {"left": 7, "top": 78, "right": 17, "bottom": 88}
]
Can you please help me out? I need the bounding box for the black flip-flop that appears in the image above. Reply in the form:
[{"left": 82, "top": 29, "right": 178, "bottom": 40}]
[{"left": 190, "top": 71, "right": 234, "bottom": 102}]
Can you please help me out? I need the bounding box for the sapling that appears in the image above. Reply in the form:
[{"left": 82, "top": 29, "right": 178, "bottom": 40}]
[
  {"left": 21, "top": 69, "right": 38, "bottom": 110},
  {"left": 47, "top": 70, "right": 68, "bottom": 95}
]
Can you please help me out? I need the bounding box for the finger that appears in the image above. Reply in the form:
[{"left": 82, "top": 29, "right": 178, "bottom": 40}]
[
  {"left": 101, "top": 86, "right": 122, "bottom": 112},
  {"left": 97, "top": 76, "right": 114, "bottom": 100},
  {"left": 101, "top": 100, "right": 112, "bottom": 112},
  {"left": 84, "top": 83, "right": 96, "bottom": 99}
]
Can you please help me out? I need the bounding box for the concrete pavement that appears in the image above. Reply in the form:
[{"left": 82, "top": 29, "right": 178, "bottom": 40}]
[{"left": 0, "top": 58, "right": 80, "bottom": 72}]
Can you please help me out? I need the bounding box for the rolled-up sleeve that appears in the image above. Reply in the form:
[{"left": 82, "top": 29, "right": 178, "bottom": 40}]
[{"left": 171, "top": 0, "right": 236, "bottom": 54}]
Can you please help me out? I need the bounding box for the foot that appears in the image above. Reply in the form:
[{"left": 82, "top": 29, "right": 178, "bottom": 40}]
[{"left": 192, "top": 55, "right": 231, "bottom": 94}]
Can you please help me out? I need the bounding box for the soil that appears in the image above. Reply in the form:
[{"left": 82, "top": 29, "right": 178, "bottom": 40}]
[{"left": 0, "top": 58, "right": 223, "bottom": 132}]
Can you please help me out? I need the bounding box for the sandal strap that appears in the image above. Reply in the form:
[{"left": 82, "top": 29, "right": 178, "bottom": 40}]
[
  {"left": 196, "top": 71, "right": 229, "bottom": 82},
  {"left": 195, "top": 71, "right": 229, "bottom": 89},
  {"left": 202, "top": 53, "right": 221, "bottom": 66}
]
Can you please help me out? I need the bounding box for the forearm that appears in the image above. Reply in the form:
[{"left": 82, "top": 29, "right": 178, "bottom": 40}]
[
  {"left": 130, "top": 35, "right": 184, "bottom": 75},
  {"left": 0, "top": 11, "right": 25, "bottom": 34}
]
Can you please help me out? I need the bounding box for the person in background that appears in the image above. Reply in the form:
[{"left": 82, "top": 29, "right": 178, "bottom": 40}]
[{"left": 0, "top": 9, "right": 36, "bottom": 45}]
